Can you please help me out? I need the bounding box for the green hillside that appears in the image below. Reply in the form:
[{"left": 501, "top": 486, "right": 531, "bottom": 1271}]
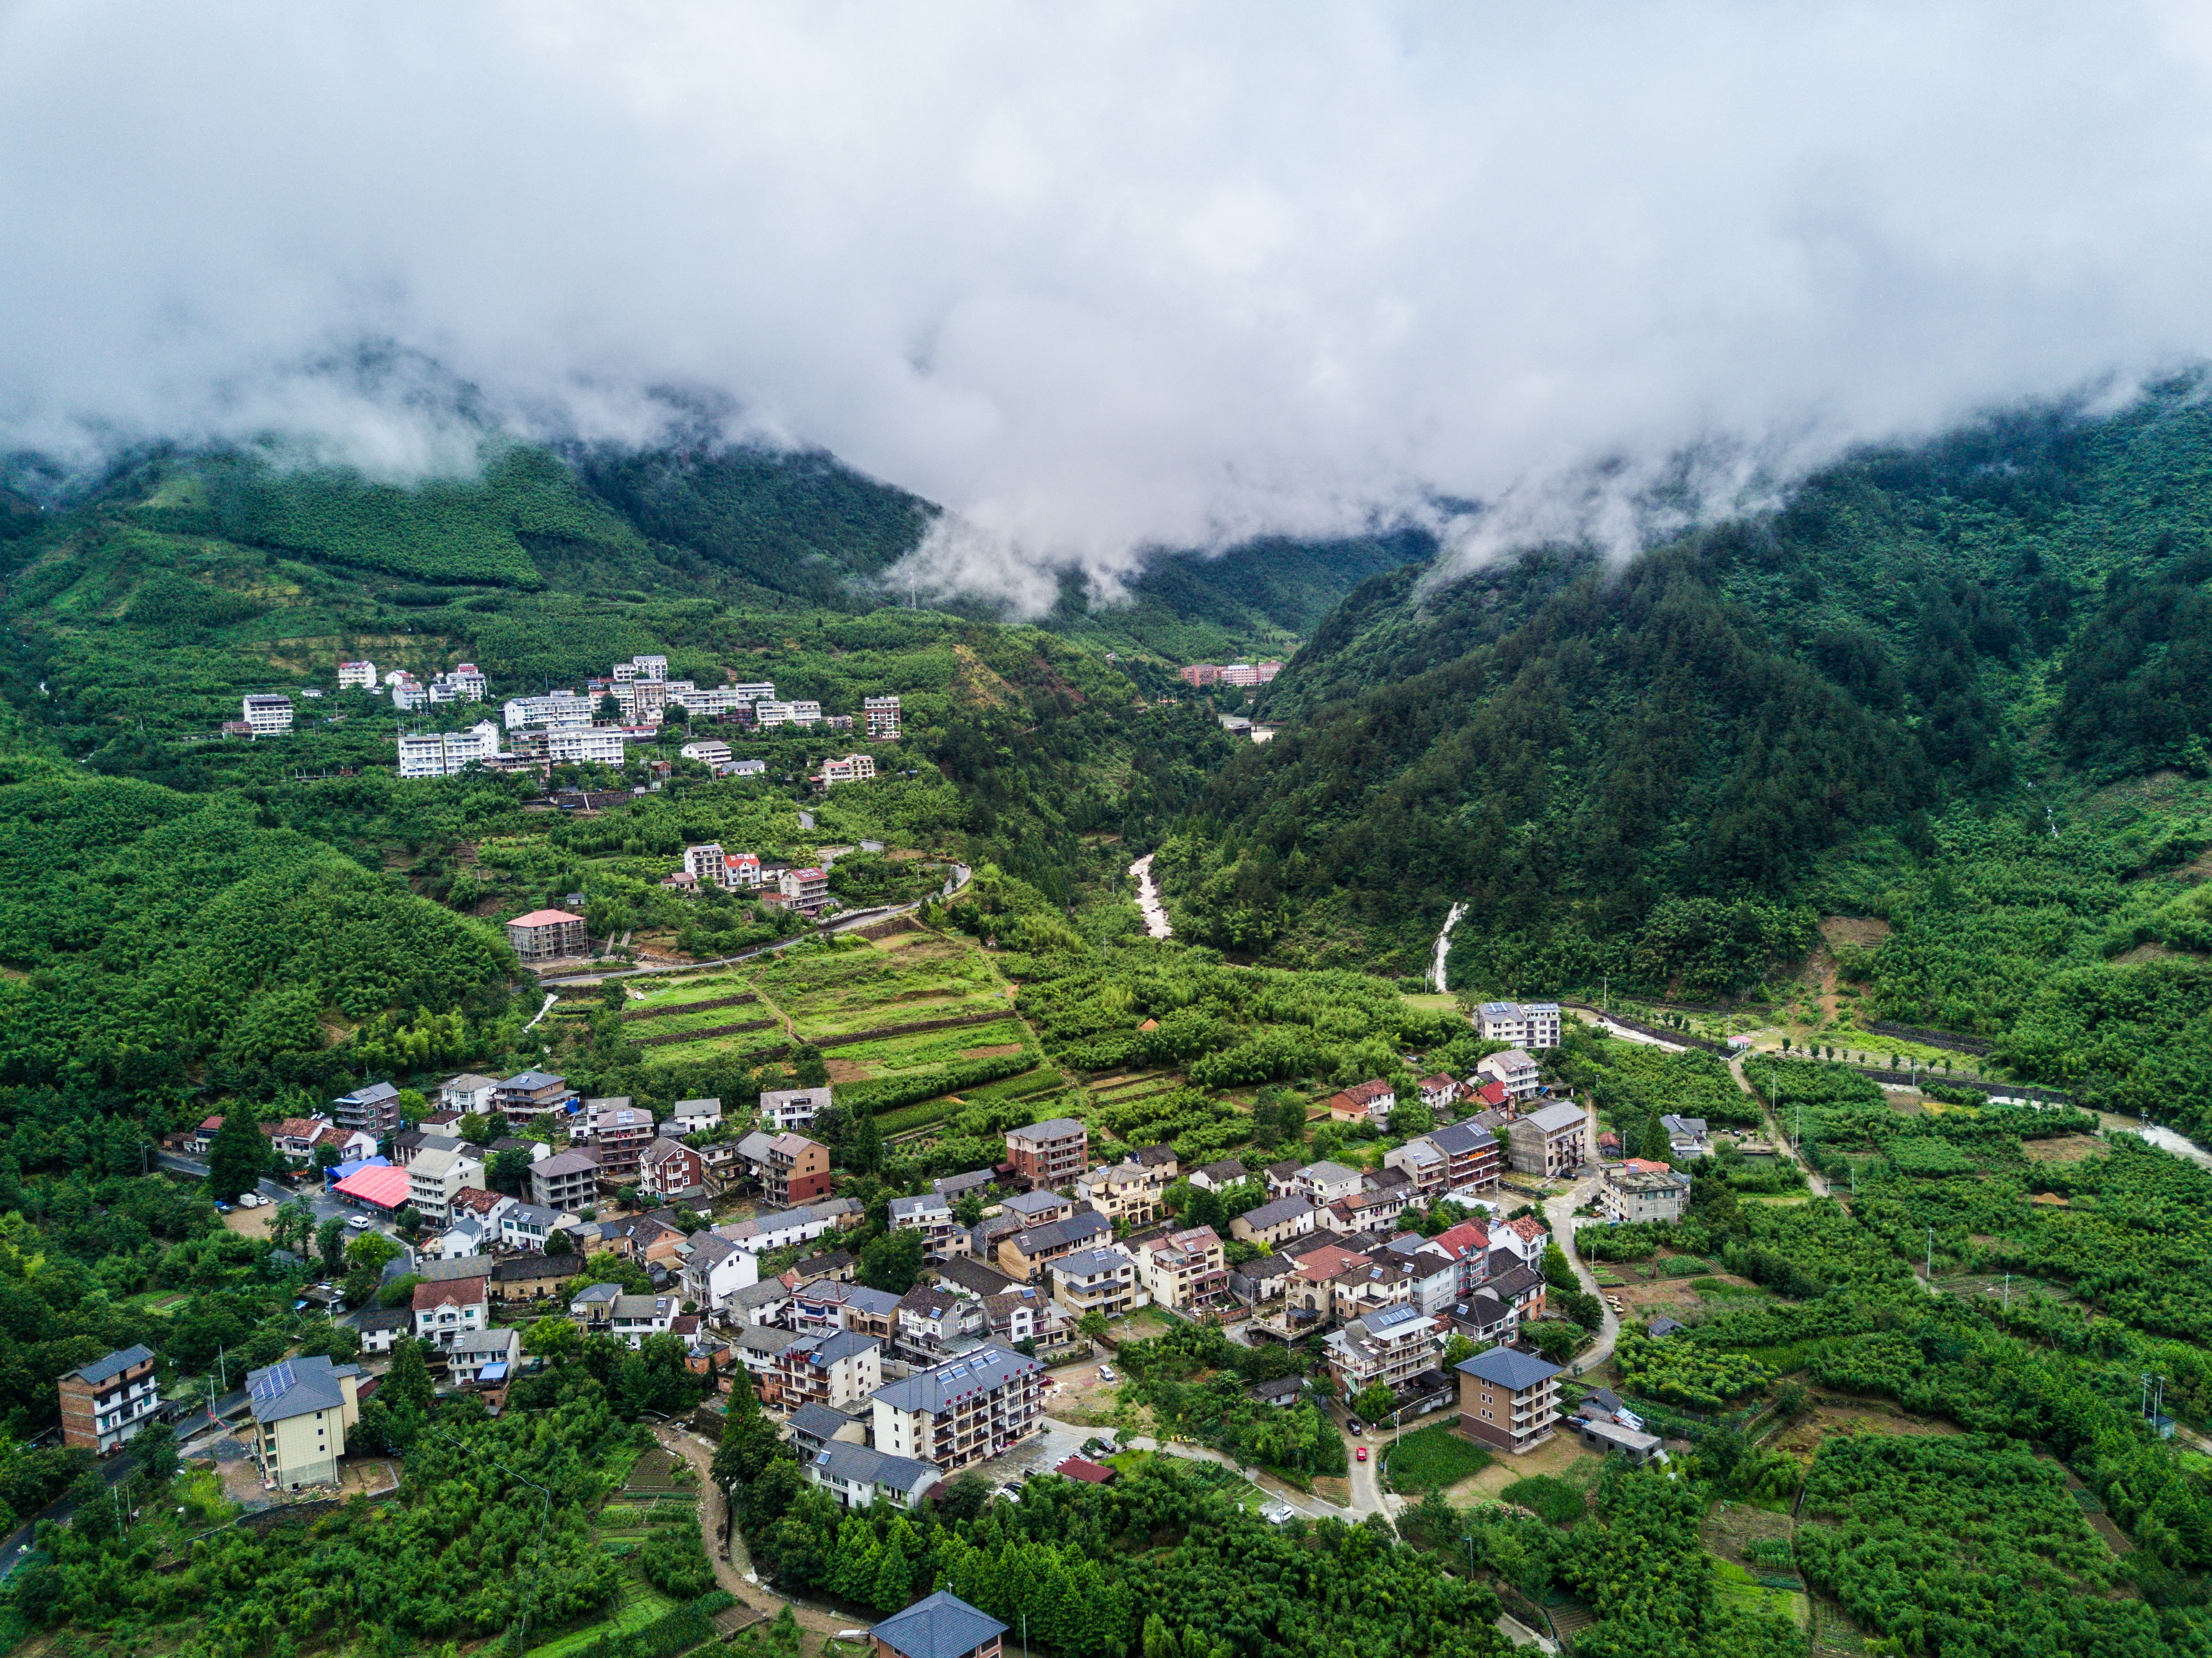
[{"left": 1174, "top": 383, "right": 2212, "bottom": 1130}]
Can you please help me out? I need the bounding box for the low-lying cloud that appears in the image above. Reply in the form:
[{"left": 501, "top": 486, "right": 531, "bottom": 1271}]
[{"left": 6, "top": 2, "right": 2212, "bottom": 606}]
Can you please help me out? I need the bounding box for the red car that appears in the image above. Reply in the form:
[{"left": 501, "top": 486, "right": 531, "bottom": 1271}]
[{"left": 1355, "top": 1446, "right": 1368, "bottom": 1462}]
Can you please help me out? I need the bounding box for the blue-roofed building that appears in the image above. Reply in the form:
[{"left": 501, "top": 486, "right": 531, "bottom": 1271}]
[
  {"left": 868, "top": 1590, "right": 1007, "bottom": 1658},
  {"left": 326, "top": 1154, "right": 392, "bottom": 1188},
  {"left": 1456, "top": 1346, "right": 1561, "bottom": 1452}
]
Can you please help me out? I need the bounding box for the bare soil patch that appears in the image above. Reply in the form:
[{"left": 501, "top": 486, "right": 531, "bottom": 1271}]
[
  {"left": 822, "top": 1058, "right": 875, "bottom": 1082},
  {"left": 2113, "top": 943, "right": 2180, "bottom": 966},
  {"left": 1773, "top": 1401, "right": 1959, "bottom": 1465},
  {"left": 961, "top": 1042, "right": 1025, "bottom": 1060},
  {"left": 2022, "top": 1134, "right": 2105, "bottom": 1164},
  {"left": 1703, "top": 1499, "right": 1797, "bottom": 1568},
  {"left": 1819, "top": 917, "right": 1892, "bottom": 950}
]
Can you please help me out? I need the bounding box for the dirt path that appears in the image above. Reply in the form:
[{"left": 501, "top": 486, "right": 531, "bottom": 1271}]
[
  {"left": 1727, "top": 1055, "right": 1831, "bottom": 1199},
  {"left": 653, "top": 1428, "right": 852, "bottom": 1645},
  {"left": 1544, "top": 1176, "right": 1621, "bottom": 1375}
]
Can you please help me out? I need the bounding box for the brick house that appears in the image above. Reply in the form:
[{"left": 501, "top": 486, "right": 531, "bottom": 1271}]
[{"left": 1456, "top": 1347, "right": 1561, "bottom": 1452}]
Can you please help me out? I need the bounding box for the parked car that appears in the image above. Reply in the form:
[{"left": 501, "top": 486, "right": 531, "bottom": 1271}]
[
  {"left": 1096, "top": 1365, "right": 1116, "bottom": 1382},
  {"left": 346, "top": 1215, "right": 372, "bottom": 1230},
  {"left": 214, "top": 1201, "right": 232, "bottom": 1214},
  {"left": 1355, "top": 1446, "right": 1368, "bottom": 1462}
]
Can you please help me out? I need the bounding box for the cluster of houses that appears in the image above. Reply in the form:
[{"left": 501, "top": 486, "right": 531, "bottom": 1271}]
[
  {"left": 660, "top": 842, "right": 833, "bottom": 915},
  {"left": 1177, "top": 662, "right": 1283, "bottom": 687}
]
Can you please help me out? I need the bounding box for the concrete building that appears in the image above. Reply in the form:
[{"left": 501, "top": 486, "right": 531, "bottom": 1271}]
[
  {"left": 1474, "top": 1001, "right": 1564, "bottom": 1050},
  {"left": 438, "top": 1073, "right": 501, "bottom": 1114},
  {"left": 586, "top": 1101, "right": 658, "bottom": 1180},
  {"left": 499, "top": 1201, "right": 567, "bottom": 1252},
  {"left": 546, "top": 727, "right": 627, "bottom": 766},
  {"left": 871, "top": 1343, "right": 1044, "bottom": 1474},
  {"left": 889, "top": 1193, "right": 960, "bottom": 1260},
  {"left": 413, "top": 1276, "right": 490, "bottom": 1349},
  {"left": 996, "top": 1211, "right": 1113, "bottom": 1282},
  {"left": 1505, "top": 1101, "right": 1591, "bottom": 1178},
  {"left": 59, "top": 1345, "right": 159, "bottom": 1455},
  {"left": 761, "top": 1086, "right": 831, "bottom": 1130},
  {"left": 1075, "top": 1162, "right": 1162, "bottom": 1227},
  {"left": 408, "top": 1144, "right": 485, "bottom": 1225},
  {"left": 821, "top": 753, "right": 876, "bottom": 786},
  {"left": 1324, "top": 1304, "right": 1444, "bottom": 1401},
  {"left": 446, "top": 1327, "right": 520, "bottom": 1389},
  {"left": 1049, "top": 1246, "right": 1141, "bottom": 1319},
  {"left": 502, "top": 690, "right": 593, "bottom": 731},
  {"left": 807, "top": 1440, "right": 940, "bottom": 1511},
  {"left": 778, "top": 866, "right": 830, "bottom": 912},
  {"left": 496, "top": 1068, "right": 578, "bottom": 1127},
  {"left": 1005, "top": 1118, "right": 1087, "bottom": 1189},
  {"left": 863, "top": 695, "right": 902, "bottom": 740},
  {"left": 611, "top": 1293, "right": 677, "bottom": 1348},
  {"left": 530, "top": 1149, "right": 602, "bottom": 1212},
  {"left": 1600, "top": 1163, "right": 1693, "bottom": 1224},
  {"left": 679, "top": 739, "right": 731, "bottom": 767},
  {"left": 1325, "top": 1078, "right": 1396, "bottom": 1125},
  {"left": 1136, "top": 1226, "right": 1230, "bottom": 1313},
  {"left": 1231, "top": 1195, "right": 1318, "bottom": 1248},
  {"left": 241, "top": 693, "right": 294, "bottom": 735},
  {"left": 337, "top": 660, "right": 377, "bottom": 689},
  {"left": 1456, "top": 1347, "right": 1561, "bottom": 1453},
  {"left": 775, "top": 1331, "right": 884, "bottom": 1411},
  {"left": 1294, "top": 1161, "right": 1363, "bottom": 1206},
  {"left": 505, "top": 909, "right": 588, "bottom": 962},
  {"left": 765, "top": 1134, "right": 833, "bottom": 1206},
  {"left": 246, "top": 1357, "right": 361, "bottom": 1490},
  {"left": 1476, "top": 1048, "right": 1543, "bottom": 1101},
  {"left": 639, "top": 1138, "right": 706, "bottom": 1203},
  {"left": 683, "top": 1231, "right": 762, "bottom": 1309},
  {"left": 397, "top": 722, "right": 500, "bottom": 779},
  {"left": 332, "top": 1080, "right": 404, "bottom": 1137}
]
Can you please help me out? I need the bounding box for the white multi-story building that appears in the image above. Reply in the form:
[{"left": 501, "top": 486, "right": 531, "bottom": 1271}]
[
  {"left": 871, "top": 1344, "right": 1044, "bottom": 1473},
  {"left": 389, "top": 674, "right": 427, "bottom": 712},
  {"left": 337, "top": 660, "right": 377, "bottom": 690},
  {"left": 863, "top": 696, "right": 902, "bottom": 739},
  {"left": 680, "top": 740, "right": 731, "bottom": 766},
  {"left": 446, "top": 663, "right": 487, "bottom": 699},
  {"left": 684, "top": 843, "right": 731, "bottom": 887},
  {"left": 242, "top": 694, "right": 294, "bottom": 735},
  {"left": 546, "top": 728, "right": 627, "bottom": 766},
  {"left": 821, "top": 753, "right": 877, "bottom": 786},
  {"left": 397, "top": 721, "right": 503, "bottom": 779},
  {"left": 1476, "top": 1001, "right": 1563, "bottom": 1050},
  {"left": 755, "top": 700, "right": 824, "bottom": 727},
  {"left": 502, "top": 691, "right": 594, "bottom": 733},
  {"left": 629, "top": 654, "right": 669, "bottom": 682}
]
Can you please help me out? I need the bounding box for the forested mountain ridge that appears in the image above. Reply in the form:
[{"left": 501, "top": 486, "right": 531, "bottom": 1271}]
[{"left": 1161, "top": 384, "right": 2212, "bottom": 1130}]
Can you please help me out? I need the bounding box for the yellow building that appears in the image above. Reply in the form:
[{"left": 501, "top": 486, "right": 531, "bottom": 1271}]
[{"left": 245, "top": 1357, "right": 362, "bottom": 1491}]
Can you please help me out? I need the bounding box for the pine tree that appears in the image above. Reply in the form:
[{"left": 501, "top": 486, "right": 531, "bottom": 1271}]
[
  {"left": 385, "top": 1338, "right": 434, "bottom": 1411},
  {"left": 871, "top": 1539, "right": 911, "bottom": 1613},
  {"left": 207, "top": 1101, "right": 269, "bottom": 1202},
  {"left": 1640, "top": 1111, "right": 1669, "bottom": 1162}
]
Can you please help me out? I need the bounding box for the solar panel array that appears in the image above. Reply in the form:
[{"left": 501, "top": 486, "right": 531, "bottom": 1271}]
[{"left": 249, "top": 1359, "right": 296, "bottom": 1404}]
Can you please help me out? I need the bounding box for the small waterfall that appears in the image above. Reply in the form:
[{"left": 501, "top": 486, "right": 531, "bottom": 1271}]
[
  {"left": 1428, "top": 901, "right": 1467, "bottom": 990},
  {"left": 1130, "top": 853, "right": 1173, "bottom": 939}
]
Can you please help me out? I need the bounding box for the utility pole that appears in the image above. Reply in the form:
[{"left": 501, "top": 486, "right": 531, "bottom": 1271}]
[{"left": 1925, "top": 1227, "right": 1933, "bottom": 1283}]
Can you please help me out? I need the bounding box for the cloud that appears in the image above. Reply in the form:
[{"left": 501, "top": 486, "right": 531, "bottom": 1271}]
[{"left": 6, "top": 2, "right": 2212, "bottom": 606}]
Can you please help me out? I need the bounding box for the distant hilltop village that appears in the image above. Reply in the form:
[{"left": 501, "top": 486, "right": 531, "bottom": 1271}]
[{"left": 229, "top": 653, "right": 900, "bottom": 789}]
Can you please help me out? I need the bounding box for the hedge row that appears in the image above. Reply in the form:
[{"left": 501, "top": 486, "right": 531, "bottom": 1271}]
[
  {"left": 815, "top": 1009, "right": 1022, "bottom": 1050},
  {"left": 623, "top": 992, "right": 756, "bottom": 1024},
  {"left": 835, "top": 1049, "right": 1039, "bottom": 1115},
  {"left": 631, "top": 1018, "right": 779, "bottom": 1048}
]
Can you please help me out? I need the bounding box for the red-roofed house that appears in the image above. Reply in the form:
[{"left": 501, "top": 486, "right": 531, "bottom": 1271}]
[
  {"left": 1471, "top": 1079, "right": 1510, "bottom": 1110},
  {"left": 1284, "top": 1244, "right": 1366, "bottom": 1320},
  {"left": 192, "top": 1115, "right": 226, "bottom": 1155},
  {"left": 1416, "top": 1074, "right": 1461, "bottom": 1112},
  {"left": 778, "top": 868, "right": 830, "bottom": 913},
  {"left": 1496, "top": 1214, "right": 1551, "bottom": 1266},
  {"left": 505, "top": 908, "right": 588, "bottom": 961},
  {"left": 1326, "top": 1078, "right": 1396, "bottom": 1126},
  {"left": 263, "top": 1118, "right": 331, "bottom": 1161},
  {"left": 1053, "top": 1455, "right": 1117, "bottom": 1484},
  {"left": 1432, "top": 1220, "right": 1493, "bottom": 1293}
]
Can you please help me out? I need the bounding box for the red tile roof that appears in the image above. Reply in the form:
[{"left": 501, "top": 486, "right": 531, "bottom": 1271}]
[
  {"left": 508, "top": 908, "right": 585, "bottom": 927},
  {"left": 1054, "top": 1455, "right": 1118, "bottom": 1483},
  {"left": 413, "top": 1278, "right": 487, "bottom": 1311}
]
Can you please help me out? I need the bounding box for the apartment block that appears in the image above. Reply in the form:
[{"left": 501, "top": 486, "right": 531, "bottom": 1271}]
[
  {"left": 1457, "top": 1347, "right": 1562, "bottom": 1452},
  {"left": 1135, "top": 1226, "right": 1229, "bottom": 1313},
  {"left": 1049, "top": 1247, "right": 1140, "bottom": 1319},
  {"left": 1324, "top": 1304, "right": 1445, "bottom": 1400},
  {"left": 408, "top": 1145, "right": 486, "bottom": 1225},
  {"left": 546, "top": 727, "right": 627, "bottom": 766},
  {"left": 761, "top": 1086, "right": 831, "bottom": 1130},
  {"left": 505, "top": 910, "right": 588, "bottom": 962},
  {"left": 863, "top": 695, "right": 902, "bottom": 739},
  {"left": 337, "top": 660, "right": 377, "bottom": 689},
  {"left": 778, "top": 867, "right": 830, "bottom": 911},
  {"left": 821, "top": 753, "right": 877, "bottom": 786},
  {"left": 1475, "top": 1001, "right": 1563, "bottom": 1051},
  {"left": 332, "top": 1080, "right": 403, "bottom": 1137},
  {"left": 765, "top": 1134, "right": 833, "bottom": 1207},
  {"left": 530, "top": 1149, "right": 601, "bottom": 1211},
  {"left": 871, "top": 1343, "right": 1044, "bottom": 1474},
  {"left": 501, "top": 691, "right": 593, "bottom": 732},
  {"left": 1005, "top": 1117, "right": 1087, "bottom": 1189},
  {"left": 1505, "top": 1101, "right": 1591, "bottom": 1178},
  {"left": 398, "top": 721, "right": 501, "bottom": 779},
  {"left": 242, "top": 693, "right": 293, "bottom": 735},
  {"left": 774, "top": 1331, "right": 883, "bottom": 1411},
  {"left": 247, "top": 1357, "right": 361, "bottom": 1490}
]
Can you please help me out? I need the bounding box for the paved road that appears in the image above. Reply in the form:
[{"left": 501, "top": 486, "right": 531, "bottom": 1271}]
[
  {"left": 0, "top": 1451, "right": 142, "bottom": 1578},
  {"left": 1544, "top": 1176, "right": 1621, "bottom": 1376}
]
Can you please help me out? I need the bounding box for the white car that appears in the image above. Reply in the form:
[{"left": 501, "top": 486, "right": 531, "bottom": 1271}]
[
  {"left": 1096, "top": 1365, "right": 1116, "bottom": 1382},
  {"left": 346, "top": 1215, "right": 372, "bottom": 1231}
]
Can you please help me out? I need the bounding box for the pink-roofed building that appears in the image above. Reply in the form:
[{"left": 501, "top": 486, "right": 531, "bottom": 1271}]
[
  {"left": 505, "top": 908, "right": 588, "bottom": 961},
  {"left": 334, "top": 1164, "right": 413, "bottom": 1212}
]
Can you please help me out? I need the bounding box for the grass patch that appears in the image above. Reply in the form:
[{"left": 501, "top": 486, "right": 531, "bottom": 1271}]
[
  {"left": 1381, "top": 1425, "right": 1494, "bottom": 1493},
  {"left": 523, "top": 1587, "right": 677, "bottom": 1658},
  {"left": 1500, "top": 1475, "right": 1587, "bottom": 1528}
]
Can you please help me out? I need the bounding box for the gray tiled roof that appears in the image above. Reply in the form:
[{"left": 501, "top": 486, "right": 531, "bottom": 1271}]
[
  {"left": 246, "top": 1356, "right": 359, "bottom": 1425},
  {"left": 871, "top": 1592, "right": 1007, "bottom": 1658},
  {"left": 871, "top": 1343, "right": 1038, "bottom": 1414},
  {"left": 1457, "top": 1346, "right": 1561, "bottom": 1390},
  {"left": 74, "top": 1345, "right": 154, "bottom": 1385},
  {"left": 812, "top": 1439, "right": 939, "bottom": 1495}
]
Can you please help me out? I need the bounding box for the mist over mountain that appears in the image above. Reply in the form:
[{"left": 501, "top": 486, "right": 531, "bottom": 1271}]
[{"left": 10, "top": 3, "right": 2212, "bottom": 606}]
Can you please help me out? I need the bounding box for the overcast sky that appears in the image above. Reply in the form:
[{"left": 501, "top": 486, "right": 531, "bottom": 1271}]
[{"left": 5, "top": 2, "right": 2212, "bottom": 605}]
